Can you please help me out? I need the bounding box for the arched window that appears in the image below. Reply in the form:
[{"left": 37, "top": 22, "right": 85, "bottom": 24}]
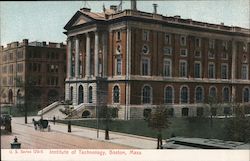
[
  {"left": 165, "top": 86, "right": 173, "bottom": 104},
  {"left": 180, "top": 86, "right": 188, "bottom": 103},
  {"left": 113, "top": 85, "right": 120, "bottom": 103},
  {"left": 78, "top": 85, "right": 84, "bottom": 104},
  {"left": 195, "top": 86, "right": 203, "bottom": 103},
  {"left": 88, "top": 86, "right": 93, "bottom": 103},
  {"left": 70, "top": 86, "right": 73, "bottom": 102},
  {"left": 142, "top": 85, "right": 151, "bottom": 104},
  {"left": 223, "top": 87, "right": 230, "bottom": 102},
  {"left": 243, "top": 87, "right": 250, "bottom": 102},
  {"left": 209, "top": 86, "right": 217, "bottom": 98}
]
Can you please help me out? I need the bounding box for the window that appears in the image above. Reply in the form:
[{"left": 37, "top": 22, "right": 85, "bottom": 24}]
[
  {"left": 195, "top": 38, "right": 201, "bottom": 47},
  {"left": 117, "top": 31, "right": 121, "bottom": 41},
  {"left": 116, "top": 56, "right": 122, "bottom": 75},
  {"left": 221, "top": 64, "right": 228, "bottom": 79},
  {"left": 8, "top": 65, "right": 13, "bottom": 73},
  {"left": 116, "top": 44, "right": 121, "bottom": 54},
  {"left": 209, "top": 87, "right": 217, "bottom": 98},
  {"left": 243, "top": 88, "right": 250, "bottom": 102},
  {"left": 17, "top": 63, "right": 23, "bottom": 73},
  {"left": 142, "top": 85, "right": 151, "bottom": 104},
  {"left": 88, "top": 86, "right": 93, "bottom": 103},
  {"left": 222, "top": 41, "right": 228, "bottom": 51},
  {"left": 208, "top": 50, "right": 215, "bottom": 59},
  {"left": 142, "top": 44, "right": 149, "bottom": 54},
  {"left": 195, "top": 50, "right": 201, "bottom": 58},
  {"left": 113, "top": 85, "right": 120, "bottom": 103},
  {"left": 223, "top": 87, "right": 230, "bottom": 102},
  {"left": 78, "top": 85, "right": 84, "bottom": 104},
  {"left": 243, "top": 43, "right": 247, "bottom": 52},
  {"left": 242, "top": 64, "right": 248, "bottom": 80},
  {"left": 195, "top": 86, "right": 204, "bottom": 103},
  {"left": 179, "top": 60, "right": 187, "bottom": 77},
  {"left": 163, "top": 59, "right": 172, "bottom": 77},
  {"left": 165, "top": 33, "right": 171, "bottom": 44},
  {"left": 194, "top": 62, "right": 201, "bottom": 78},
  {"left": 208, "top": 63, "right": 215, "bottom": 79},
  {"left": 180, "top": 35, "right": 186, "bottom": 46},
  {"left": 17, "top": 51, "right": 23, "bottom": 59},
  {"left": 209, "top": 39, "right": 215, "bottom": 49},
  {"left": 180, "top": 86, "right": 189, "bottom": 103},
  {"left": 165, "top": 86, "right": 173, "bottom": 104},
  {"left": 163, "top": 47, "right": 172, "bottom": 55},
  {"left": 142, "top": 30, "right": 149, "bottom": 41},
  {"left": 180, "top": 49, "right": 187, "bottom": 56},
  {"left": 182, "top": 108, "right": 189, "bottom": 116},
  {"left": 221, "top": 52, "right": 228, "bottom": 59},
  {"left": 9, "top": 53, "right": 13, "bottom": 61},
  {"left": 143, "top": 109, "right": 152, "bottom": 119},
  {"left": 141, "top": 58, "right": 150, "bottom": 76}
]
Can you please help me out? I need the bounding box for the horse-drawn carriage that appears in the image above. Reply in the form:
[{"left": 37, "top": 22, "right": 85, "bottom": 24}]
[{"left": 32, "top": 118, "right": 50, "bottom": 131}]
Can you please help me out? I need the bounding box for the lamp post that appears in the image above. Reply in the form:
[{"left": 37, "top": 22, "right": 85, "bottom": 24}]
[{"left": 96, "top": 80, "right": 99, "bottom": 138}]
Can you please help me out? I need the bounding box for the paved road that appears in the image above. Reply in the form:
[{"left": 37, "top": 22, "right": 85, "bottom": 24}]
[
  {"left": 1, "top": 117, "right": 157, "bottom": 149},
  {"left": 1, "top": 117, "right": 132, "bottom": 149}
]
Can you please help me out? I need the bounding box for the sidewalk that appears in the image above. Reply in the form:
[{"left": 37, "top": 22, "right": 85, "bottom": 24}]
[{"left": 13, "top": 117, "right": 157, "bottom": 149}]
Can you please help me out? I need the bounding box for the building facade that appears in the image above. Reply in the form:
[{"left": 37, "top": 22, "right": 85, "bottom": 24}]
[
  {"left": 0, "top": 39, "right": 66, "bottom": 111},
  {"left": 64, "top": 5, "right": 250, "bottom": 119}
]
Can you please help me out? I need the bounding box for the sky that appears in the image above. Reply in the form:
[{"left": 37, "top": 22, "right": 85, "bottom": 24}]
[{"left": 0, "top": 0, "right": 249, "bottom": 46}]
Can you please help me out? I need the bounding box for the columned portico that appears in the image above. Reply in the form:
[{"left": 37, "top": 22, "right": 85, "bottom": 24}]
[
  {"left": 67, "top": 38, "right": 72, "bottom": 78},
  {"left": 86, "top": 33, "right": 91, "bottom": 77},
  {"left": 94, "top": 31, "right": 99, "bottom": 77},
  {"left": 75, "top": 37, "right": 80, "bottom": 78}
]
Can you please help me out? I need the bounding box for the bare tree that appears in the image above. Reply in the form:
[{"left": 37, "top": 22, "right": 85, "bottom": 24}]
[{"left": 146, "top": 105, "right": 171, "bottom": 149}]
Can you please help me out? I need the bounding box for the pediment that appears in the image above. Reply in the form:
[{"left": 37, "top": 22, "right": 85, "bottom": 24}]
[
  {"left": 64, "top": 11, "right": 93, "bottom": 30},
  {"left": 72, "top": 15, "right": 91, "bottom": 26}
]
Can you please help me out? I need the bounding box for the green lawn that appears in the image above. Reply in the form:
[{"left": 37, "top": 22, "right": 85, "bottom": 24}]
[
  {"left": 57, "top": 117, "right": 229, "bottom": 140},
  {"left": 1, "top": 106, "right": 38, "bottom": 117}
]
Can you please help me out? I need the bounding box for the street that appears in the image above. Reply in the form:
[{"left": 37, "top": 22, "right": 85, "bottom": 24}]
[{"left": 1, "top": 117, "right": 132, "bottom": 149}]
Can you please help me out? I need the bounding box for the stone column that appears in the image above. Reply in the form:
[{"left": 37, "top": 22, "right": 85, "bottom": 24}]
[
  {"left": 67, "top": 38, "right": 72, "bottom": 78},
  {"left": 102, "top": 32, "right": 108, "bottom": 77},
  {"left": 231, "top": 39, "right": 237, "bottom": 102},
  {"left": 94, "top": 32, "right": 99, "bottom": 77},
  {"left": 86, "top": 33, "right": 90, "bottom": 77},
  {"left": 75, "top": 37, "right": 80, "bottom": 78}
]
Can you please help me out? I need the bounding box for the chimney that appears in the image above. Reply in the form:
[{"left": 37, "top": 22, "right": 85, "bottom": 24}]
[
  {"left": 153, "top": 4, "right": 158, "bottom": 14},
  {"left": 131, "top": 0, "right": 137, "bottom": 10},
  {"left": 80, "top": 7, "right": 91, "bottom": 12},
  {"left": 110, "top": 5, "right": 117, "bottom": 12},
  {"left": 23, "top": 39, "right": 28, "bottom": 46}
]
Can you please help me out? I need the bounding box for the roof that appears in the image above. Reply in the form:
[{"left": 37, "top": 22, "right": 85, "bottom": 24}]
[{"left": 64, "top": 8, "right": 250, "bottom": 37}]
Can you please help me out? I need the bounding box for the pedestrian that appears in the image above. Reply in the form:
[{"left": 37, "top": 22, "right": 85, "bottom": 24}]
[
  {"left": 53, "top": 116, "right": 56, "bottom": 125},
  {"left": 48, "top": 125, "right": 51, "bottom": 132}
]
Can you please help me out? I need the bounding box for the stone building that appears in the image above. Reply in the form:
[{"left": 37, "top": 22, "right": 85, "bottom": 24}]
[
  {"left": 0, "top": 39, "right": 66, "bottom": 111},
  {"left": 63, "top": 3, "right": 250, "bottom": 119}
]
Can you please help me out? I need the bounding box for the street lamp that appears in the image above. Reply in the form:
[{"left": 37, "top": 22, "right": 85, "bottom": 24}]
[{"left": 96, "top": 80, "right": 100, "bottom": 138}]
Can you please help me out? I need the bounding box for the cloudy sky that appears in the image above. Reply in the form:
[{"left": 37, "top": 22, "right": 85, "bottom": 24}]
[{"left": 0, "top": 0, "right": 249, "bottom": 46}]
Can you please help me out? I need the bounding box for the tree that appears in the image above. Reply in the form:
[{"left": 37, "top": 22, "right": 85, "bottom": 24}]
[
  {"left": 225, "top": 104, "right": 250, "bottom": 143},
  {"left": 100, "top": 106, "right": 116, "bottom": 140},
  {"left": 207, "top": 96, "right": 221, "bottom": 127},
  {"left": 146, "top": 105, "right": 171, "bottom": 149}
]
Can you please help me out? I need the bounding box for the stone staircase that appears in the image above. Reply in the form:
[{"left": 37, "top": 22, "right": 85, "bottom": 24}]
[{"left": 37, "top": 101, "right": 68, "bottom": 120}]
